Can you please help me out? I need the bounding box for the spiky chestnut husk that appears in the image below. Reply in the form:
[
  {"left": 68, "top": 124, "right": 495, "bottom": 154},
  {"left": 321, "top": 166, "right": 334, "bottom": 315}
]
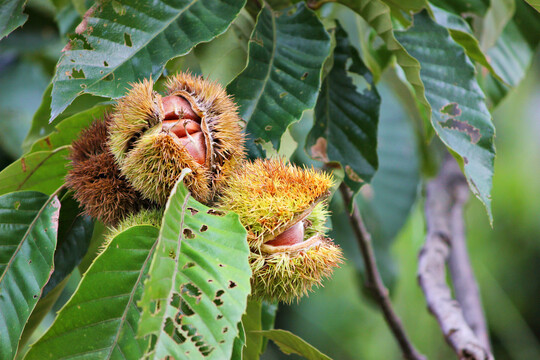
[
  {"left": 217, "top": 158, "right": 334, "bottom": 249},
  {"left": 217, "top": 158, "right": 343, "bottom": 303},
  {"left": 65, "top": 117, "right": 152, "bottom": 226},
  {"left": 108, "top": 73, "right": 245, "bottom": 205},
  {"left": 250, "top": 236, "right": 343, "bottom": 303}
]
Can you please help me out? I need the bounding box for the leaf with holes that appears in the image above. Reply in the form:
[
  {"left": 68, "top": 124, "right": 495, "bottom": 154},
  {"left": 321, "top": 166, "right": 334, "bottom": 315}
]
[
  {"left": 256, "top": 329, "right": 332, "bottom": 360},
  {"left": 227, "top": 3, "right": 331, "bottom": 157},
  {"left": 395, "top": 11, "right": 496, "bottom": 222},
  {"left": 0, "top": 0, "right": 28, "bottom": 39},
  {"left": 0, "top": 147, "right": 70, "bottom": 197},
  {"left": 306, "top": 23, "right": 380, "bottom": 193},
  {"left": 50, "top": 0, "right": 245, "bottom": 120},
  {"left": 0, "top": 191, "right": 60, "bottom": 360},
  {"left": 138, "top": 174, "right": 250, "bottom": 359},
  {"left": 24, "top": 225, "right": 159, "bottom": 360}
]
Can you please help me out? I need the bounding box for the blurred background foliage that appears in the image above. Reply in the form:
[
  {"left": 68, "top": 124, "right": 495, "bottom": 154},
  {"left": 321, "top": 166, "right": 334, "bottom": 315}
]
[{"left": 1, "top": 1, "right": 539, "bottom": 359}]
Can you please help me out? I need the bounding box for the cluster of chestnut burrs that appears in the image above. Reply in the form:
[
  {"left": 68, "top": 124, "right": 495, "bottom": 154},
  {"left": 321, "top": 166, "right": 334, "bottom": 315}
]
[{"left": 66, "top": 72, "right": 343, "bottom": 303}]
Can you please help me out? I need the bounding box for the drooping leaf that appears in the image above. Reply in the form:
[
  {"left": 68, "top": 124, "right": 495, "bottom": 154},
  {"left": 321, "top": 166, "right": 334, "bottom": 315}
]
[
  {"left": 24, "top": 225, "right": 159, "bottom": 360},
  {"left": 138, "top": 175, "right": 251, "bottom": 359},
  {"left": 0, "top": 191, "right": 61, "bottom": 360},
  {"left": 227, "top": 3, "right": 331, "bottom": 157},
  {"left": 0, "top": 147, "right": 70, "bottom": 197},
  {"left": 480, "top": 0, "right": 515, "bottom": 51},
  {"left": 338, "top": 0, "right": 428, "bottom": 109},
  {"left": 396, "top": 11, "right": 496, "bottom": 222},
  {"left": 306, "top": 23, "right": 380, "bottom": 193},
  {"left": 256, "top": 329, "right": 332, "bottom": 360},
  {"left": 484, "top": 1, "right": 540, "bottom": 105},
  {"left": 50, "top": 0, "right": 246, "bottom": 120},
  {"left": 42, "top": 192, "right": 94, "bottom": 297},
  {"left": 430, "top": 5, "right": 507, "bottom": 85},
  {"left": 0, "top": 0, "right": 28, "bottom": 39}
]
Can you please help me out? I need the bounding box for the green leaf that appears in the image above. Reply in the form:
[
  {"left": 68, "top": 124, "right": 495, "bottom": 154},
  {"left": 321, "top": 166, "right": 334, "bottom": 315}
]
[
  {"left": 0, "top": 0, "right": 28, "bottom": 39},
  {"left": 24, "top": 225, "right": 159, "bottom": 360},
  {"left": 429, "top": 0, "right": 489, "bottom": 16},
  {"left": 50, "top": 0, "right": 246, "bottom": 120},
  {"left": 42, "top": 192, "right": 94, "bottom": 297},
  {"left": 227, "top": 3, "right": 331, "bottom": 157},
  {"left": 484, "top": 1, "right": 540, "bottom": 99},
  {"left": 395, "top": 11, "right": 496, "bottom": 222},
  {"left": 523, "top": 0, "right": 540, "bottom": 12},
  {"left": 430, "top": 5, "right": 507, "bottom": 85},
  {"left": 357, "top": 84, "right": 420, "bottom": 246},
  {"left": 0, "top": 190, "right": 61, "bottom": 360},
  {"left": 18, "top": 276, "right": 70, "bottom": 353},
  {"left": 22, "top": 84, "right": 107, "bottom": 153},
  {"left": 30, "top": 103, "right": 110, "bottom": 153},
  {"left": 0, "top": 147, "right": 70, "bottom": 197},
  {"left": 241, "top": 299, "right": 263, "bottom": 360},
  {"left": 306, "top": 23, "right": 380, "bottom": 193},
  {"left": 480, "top": 0, "right": 515, "bottom": 51},
  {"left": 194, "top": 8, "right": 254, "bottom": 86},
  {"left": 338, "top": 0, "right": 428, "bottom": 110},
  {"left": 0, "top": 59, "right": 50, "bottom": 158},
  {"left": 256, "top": 329, "right": 332, "bottom": 360},
  {"left": 138, "top": 174, "right": 251, "bottom": 360}
]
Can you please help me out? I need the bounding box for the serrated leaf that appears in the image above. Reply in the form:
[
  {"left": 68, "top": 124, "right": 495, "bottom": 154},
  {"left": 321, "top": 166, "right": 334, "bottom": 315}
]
[
  {"left": 0, "top": 0, "right": 28, "bottom": 39},
  {"left": 138, "top": 175, "right": 251, "bottom": 360},
  {"left": 395, "top": 11, "right": 495, "bottom": 222},
  {"left": 256, "top": 329, "right": 332, "bottom": 360},
  {"left": 430, "top": 5, "right": 507, "bottom": 85},
  {"left": 42, "top": 192, "right": 94, "bottom": 297},
  {"left": 0, "top": 147, "right": 70, "bottom": 197},
  {"left": 306, "top": 23, "right": 380, "bottom": 193},
  {"left": 24, "top": 225, "right": 159, "bottom": 360},
  {"left": 0, "top": 191, "right": 60, "bottom": 360},
  {"left": 227, "top": 3, "right": 331, "bottom": 157},
  {"left": 50, "top": 0, "right": 246, "bottom": 120}
]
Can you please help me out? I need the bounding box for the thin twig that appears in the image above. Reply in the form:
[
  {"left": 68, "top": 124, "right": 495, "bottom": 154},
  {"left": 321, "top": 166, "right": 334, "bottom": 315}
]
[
  {"left": 340, "top": 184, "right": 426, "bottom": 360},
  {"left": 418, "top": 156, "right": 493, "bottom": 360}
]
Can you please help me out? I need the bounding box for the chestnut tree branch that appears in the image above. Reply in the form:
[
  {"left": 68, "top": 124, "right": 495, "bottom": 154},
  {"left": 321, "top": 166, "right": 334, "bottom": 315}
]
[
  {"left": 418, "top": 156, "right": 493, "bottom": 360},
  {"left": 340, "top": 184, "right": 426, "bottom": 360}
]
